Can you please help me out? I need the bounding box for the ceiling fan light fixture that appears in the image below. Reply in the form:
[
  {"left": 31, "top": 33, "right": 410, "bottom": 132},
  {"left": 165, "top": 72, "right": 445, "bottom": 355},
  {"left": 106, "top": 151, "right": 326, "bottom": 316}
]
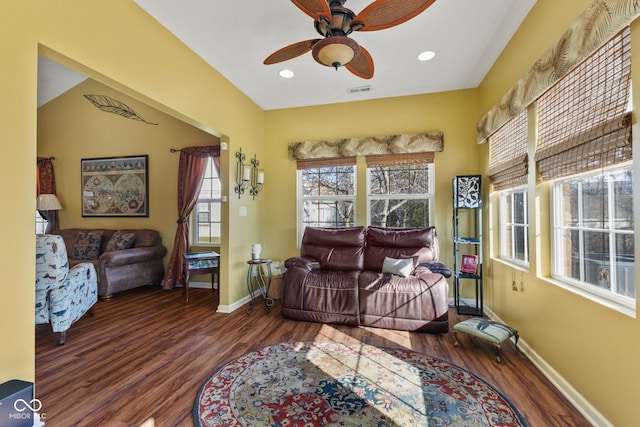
[{"left": 312, "top": 36, "right": 360, "bottom": 69}]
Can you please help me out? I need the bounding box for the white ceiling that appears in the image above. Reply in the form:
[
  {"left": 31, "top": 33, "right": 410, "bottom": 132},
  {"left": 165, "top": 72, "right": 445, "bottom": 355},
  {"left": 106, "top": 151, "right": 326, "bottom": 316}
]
[
  {"left": 39, "top": 0, "right": 537, "bottom": 111},
  {"left": 37, "top": 56, "right": 86, "bottom": 108}
]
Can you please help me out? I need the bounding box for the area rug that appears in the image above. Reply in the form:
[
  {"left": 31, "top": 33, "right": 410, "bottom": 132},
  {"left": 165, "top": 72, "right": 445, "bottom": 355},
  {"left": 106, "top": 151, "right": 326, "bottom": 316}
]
[{"left": 193, "top": 341, "right": 527, "bottom": 427}]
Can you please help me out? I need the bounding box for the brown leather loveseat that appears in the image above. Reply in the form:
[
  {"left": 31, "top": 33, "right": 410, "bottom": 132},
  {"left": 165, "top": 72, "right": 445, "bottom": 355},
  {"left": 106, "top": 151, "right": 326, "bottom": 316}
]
[
  {"left": 55, "top": 228, "right": 167, "bottom": 300},
  {"left": 282, "top": 226, "right": 451, "bottom": 333}
]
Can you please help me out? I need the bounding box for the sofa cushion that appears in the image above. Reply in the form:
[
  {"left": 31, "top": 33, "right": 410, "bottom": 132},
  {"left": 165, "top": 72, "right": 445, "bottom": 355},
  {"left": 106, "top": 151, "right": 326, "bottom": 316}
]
[
  {"left": 364, "top": 226, "right": 439, "bottom": 272},
  {"left": 300, "top": 226, "right": 366, "bottom": 271},
  {"left": 105, "top": 230, "right": 136, "bottom": 252},
  {"left": 72, "top": 231, "right": 103, "bottom": 260},
  {"left": 382, "top": 257, "right": 413, "bottom": 277}
]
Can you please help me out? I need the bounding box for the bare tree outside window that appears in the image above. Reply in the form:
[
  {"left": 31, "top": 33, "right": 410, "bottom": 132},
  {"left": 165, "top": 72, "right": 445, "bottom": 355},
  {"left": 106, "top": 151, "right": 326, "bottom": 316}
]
[
  {"left": 368, "top": 164, "right": 433, "bottom": 227},
  {"left": 300, "top": 165, "right": 356, "bottom": 230}
]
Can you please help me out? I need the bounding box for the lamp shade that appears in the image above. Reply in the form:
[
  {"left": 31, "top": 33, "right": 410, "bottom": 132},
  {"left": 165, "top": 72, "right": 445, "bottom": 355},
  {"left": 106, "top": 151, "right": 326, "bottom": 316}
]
[
  {"left": 312, "top": 36, "right": 360, "bottom": 69},
  {"left": 37, "top": 194, "right": 63, "bottom": 210}
]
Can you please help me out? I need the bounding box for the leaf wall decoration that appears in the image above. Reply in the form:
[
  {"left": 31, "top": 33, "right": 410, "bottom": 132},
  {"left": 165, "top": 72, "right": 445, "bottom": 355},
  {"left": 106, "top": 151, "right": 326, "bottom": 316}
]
[{"left": 83, "top": 94, "right": 158, "bottom": 125}]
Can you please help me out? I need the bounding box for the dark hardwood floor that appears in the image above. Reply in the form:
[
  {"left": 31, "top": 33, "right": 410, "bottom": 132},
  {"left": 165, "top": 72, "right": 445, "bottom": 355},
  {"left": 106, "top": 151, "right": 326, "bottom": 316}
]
[{"left": 35, "top": 286, "right": 591, "bottom": 426}]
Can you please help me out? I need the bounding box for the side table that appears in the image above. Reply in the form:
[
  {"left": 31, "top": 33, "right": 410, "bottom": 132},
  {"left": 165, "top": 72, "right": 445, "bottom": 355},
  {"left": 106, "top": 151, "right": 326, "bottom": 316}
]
[
  {"left": 182, "top": 251, "right": 220, "bottom": 304},
  {"left": 246, "top": 259, "right": 273, "bottom": 314}
]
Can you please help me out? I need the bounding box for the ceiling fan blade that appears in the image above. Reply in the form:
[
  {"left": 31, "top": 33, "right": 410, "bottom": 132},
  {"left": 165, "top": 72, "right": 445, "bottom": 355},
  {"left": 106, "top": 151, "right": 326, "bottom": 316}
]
[
  {"left": 264, "top": 39, "right": 320, "bottom": 65},
  {"left": 291, "top": 0, "right": 331, "bottom": 20},
  {"left": 346, "top": 45, "right": 374, "bottom": 79},
  {"left": 353, "top": 0, "right": 436, "bottom": 31}
]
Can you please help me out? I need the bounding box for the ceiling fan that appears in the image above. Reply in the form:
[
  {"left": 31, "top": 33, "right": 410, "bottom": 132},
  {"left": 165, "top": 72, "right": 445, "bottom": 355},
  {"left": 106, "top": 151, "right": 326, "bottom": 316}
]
[{"left": 263, "top": 0, "right": 436, "bottom": 79}]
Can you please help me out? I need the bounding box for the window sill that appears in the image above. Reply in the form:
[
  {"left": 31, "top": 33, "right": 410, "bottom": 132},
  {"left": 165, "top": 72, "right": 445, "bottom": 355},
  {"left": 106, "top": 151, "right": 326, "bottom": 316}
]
[
  {"left": 191, "top": 243, "right": 221, "bottom": 250},
  {"left": 492, "top": 256, "right": 530, "bottom": 273},
  {"left": 545, "top": 275, "right": 636, "bottom": 319}
]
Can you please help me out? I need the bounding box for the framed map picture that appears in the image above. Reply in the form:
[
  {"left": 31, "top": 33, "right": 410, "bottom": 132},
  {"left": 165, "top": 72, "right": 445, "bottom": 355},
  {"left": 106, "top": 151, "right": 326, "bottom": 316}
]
[{"left": 81, "top": 155, "right": 149, "bottom": 217}]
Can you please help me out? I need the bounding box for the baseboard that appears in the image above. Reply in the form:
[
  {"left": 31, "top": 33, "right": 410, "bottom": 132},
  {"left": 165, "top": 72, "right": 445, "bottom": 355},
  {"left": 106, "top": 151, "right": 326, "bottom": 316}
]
[
  {"left": 483, "top": 306, "right": 613, "bottom": 427},
  {"left": 184, "top": 280, "right": 264, "bottom": 314},
  {"left": 183, "top": 280, "right": 216, "bottom": 290}
]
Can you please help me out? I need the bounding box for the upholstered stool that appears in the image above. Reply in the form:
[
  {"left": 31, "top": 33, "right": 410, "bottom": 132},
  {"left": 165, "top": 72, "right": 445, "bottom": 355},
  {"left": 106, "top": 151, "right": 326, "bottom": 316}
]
[{"left": 453, "top": 318, "right": 519, "bottom": 363}]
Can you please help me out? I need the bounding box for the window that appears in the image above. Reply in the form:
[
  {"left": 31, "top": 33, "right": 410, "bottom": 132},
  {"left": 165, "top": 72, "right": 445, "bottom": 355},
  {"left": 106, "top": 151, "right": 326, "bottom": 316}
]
[
  {"left": 298, "top": 161, "right": 356, "bottom": 241},
  {"left": 551, "top": 165, "right": 634, "bottom": 304},
  {"left": 367, "top": 163, "right": 434, "bottom": 227},
  {"left": 534, "top": 27, "right": 634, "bottom": 312},
  {"left": 35, "top": 211, "right": 47, "bottom": 234},
  {"left": 499, "top": 187, "right": 528, "bottom": 266},
  {"left": 192, "top": 157, "right": 221, "bottom": 245}
]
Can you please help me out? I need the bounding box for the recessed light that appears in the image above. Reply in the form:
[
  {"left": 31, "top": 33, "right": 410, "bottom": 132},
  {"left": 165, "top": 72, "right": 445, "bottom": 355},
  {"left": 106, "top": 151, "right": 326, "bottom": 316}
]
[
  {"left": 279, "top": 69, "right": 294, "bottom": 78},
  {"left": 418, "top": 51, "right": 435, "bottom": 62}
]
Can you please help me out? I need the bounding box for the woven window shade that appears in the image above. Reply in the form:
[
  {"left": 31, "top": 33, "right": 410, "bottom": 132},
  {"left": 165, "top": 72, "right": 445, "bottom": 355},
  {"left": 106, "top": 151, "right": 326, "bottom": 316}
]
[
  {"left": 365, "top": 152, "right": 434, "bottom": 167},
  {"left": 535, "top": 27, "right": 632, "bottom": 182},
  {"left": 296, "top": 156, "right": 357, "bottom": 170},
  {"left": 487, "top": 109, "right": 528, "bottom": 190}
]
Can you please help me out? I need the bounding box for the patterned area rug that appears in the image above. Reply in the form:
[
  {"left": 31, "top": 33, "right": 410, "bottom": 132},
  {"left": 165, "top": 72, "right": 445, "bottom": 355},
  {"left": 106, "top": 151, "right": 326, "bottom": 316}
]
[{"left": 194, "top": 341, "right": 527, "bottom": 427}]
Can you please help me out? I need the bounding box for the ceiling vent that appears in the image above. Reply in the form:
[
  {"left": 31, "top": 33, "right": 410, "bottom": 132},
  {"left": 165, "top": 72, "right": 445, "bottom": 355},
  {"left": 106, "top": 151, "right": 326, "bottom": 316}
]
[{"left": 348, "top": 85, "right": 372, "bottom": 94}]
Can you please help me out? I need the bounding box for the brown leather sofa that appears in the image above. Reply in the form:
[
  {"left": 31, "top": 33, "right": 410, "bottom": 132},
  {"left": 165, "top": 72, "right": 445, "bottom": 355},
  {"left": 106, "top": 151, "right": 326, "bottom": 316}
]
[
  {"left": 55, "top": 228, "right": 167, "bottom": 300},
  {"left": 282, "top": 226, "right": 451, "bottom": 333}
]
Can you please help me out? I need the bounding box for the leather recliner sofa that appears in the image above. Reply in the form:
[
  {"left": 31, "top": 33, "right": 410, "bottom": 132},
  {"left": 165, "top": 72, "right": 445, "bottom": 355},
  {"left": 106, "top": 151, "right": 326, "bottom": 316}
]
[
  {"left": 282, "top": 226, "right": 451, "bottom": 333},
  {"left": 55, "top": 228, "right": 167, "bottom": 300}
]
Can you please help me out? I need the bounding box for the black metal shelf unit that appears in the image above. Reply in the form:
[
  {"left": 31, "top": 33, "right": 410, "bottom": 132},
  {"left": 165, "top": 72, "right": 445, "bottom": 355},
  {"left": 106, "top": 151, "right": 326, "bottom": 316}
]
[{"left": 452, "top": 175, "right": 483, "bottom": 315}]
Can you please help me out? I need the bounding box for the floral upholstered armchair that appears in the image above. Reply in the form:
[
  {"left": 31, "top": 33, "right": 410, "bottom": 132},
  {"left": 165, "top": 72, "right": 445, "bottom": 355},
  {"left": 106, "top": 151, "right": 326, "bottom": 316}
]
[{"left": 35, "top": 234, "right": 98, "bottom": 344}]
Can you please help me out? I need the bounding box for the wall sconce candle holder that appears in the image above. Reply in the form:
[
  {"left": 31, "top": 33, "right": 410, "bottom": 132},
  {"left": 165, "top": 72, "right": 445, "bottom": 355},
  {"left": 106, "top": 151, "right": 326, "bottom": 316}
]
[
  {"left": 234, "top": 148, "right": 250, "bottom": 198},
  {"left": 249, "top": 155, "right": 264, "bottom": 199}
]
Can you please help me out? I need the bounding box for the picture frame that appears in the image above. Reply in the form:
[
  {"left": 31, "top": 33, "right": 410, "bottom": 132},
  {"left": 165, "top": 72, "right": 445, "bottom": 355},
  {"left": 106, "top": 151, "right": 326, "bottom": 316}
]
[
  {"left": 460, "top": 254, "right": 478, "bottom": 274},
  {"left": 81, "top": 155, "right": 149, "bottom": 217}
]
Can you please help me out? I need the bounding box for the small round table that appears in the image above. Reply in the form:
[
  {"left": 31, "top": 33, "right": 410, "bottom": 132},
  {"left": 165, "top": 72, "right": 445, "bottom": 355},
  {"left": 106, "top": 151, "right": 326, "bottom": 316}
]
[{"left": 246, "top": 259, "right": 273, "bottom": 314}]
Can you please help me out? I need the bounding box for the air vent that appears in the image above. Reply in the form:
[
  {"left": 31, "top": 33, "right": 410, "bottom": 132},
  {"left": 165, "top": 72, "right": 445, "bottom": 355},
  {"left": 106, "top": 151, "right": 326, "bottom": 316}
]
[{"left": 348, "top": 86, "right": 372, "bottom": 94}]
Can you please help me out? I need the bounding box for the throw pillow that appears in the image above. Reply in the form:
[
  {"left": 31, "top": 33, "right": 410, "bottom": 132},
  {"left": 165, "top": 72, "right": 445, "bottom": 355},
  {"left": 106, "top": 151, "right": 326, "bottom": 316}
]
[
  {"left": 400, "top": 254, "right": 420, "bottom": 267},
  {"left": 105, "top": 231, "right": 136, "bottom": 252},
  {"left": 72, "top": 231, "right": 104, "bottom": 260},
  {"left": 382, "top": 257, "right": 414, "bottom": 278}
]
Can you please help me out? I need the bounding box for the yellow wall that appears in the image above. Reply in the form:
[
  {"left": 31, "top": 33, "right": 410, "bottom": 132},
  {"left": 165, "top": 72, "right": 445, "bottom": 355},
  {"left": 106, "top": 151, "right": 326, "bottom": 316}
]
[
  {"left": 0, "top": 0, "right": 265, "bottom": 384},
  {"left": 38, "top": 78, "right": 219, "bottom": 242},
  {"left": 478, "top": 0, "right": 640, "bottom": 425},
  {"left": 263, "top": 90, "right": 482, "bottom": 265}
]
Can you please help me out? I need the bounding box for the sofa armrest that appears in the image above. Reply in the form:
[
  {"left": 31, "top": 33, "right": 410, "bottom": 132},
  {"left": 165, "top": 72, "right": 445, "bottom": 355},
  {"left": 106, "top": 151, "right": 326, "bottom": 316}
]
[
  {"left": 284, "top": 256, "right": 320, "bottom": 271},
  {"left": 418, "top": 262, "right": 452, "bottom": 278},
  {"left": 99, "top": 245, "right": 167, "bottom": 267}
]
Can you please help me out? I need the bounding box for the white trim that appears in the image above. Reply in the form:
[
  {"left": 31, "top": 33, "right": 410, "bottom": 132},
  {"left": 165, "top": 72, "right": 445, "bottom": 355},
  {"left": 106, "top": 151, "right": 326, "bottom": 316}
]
[
  {"left": 484, "top": 306, "right": 614, "bottom": 427},
  {"left": 181, "top": 280, "right": 266, "bottom": 314}
]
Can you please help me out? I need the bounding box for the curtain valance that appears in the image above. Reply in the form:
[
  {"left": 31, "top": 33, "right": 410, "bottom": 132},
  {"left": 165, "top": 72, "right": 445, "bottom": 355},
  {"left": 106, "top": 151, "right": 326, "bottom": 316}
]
[{"left": 288, "top": 132, "right": 443, "bottom": 161}]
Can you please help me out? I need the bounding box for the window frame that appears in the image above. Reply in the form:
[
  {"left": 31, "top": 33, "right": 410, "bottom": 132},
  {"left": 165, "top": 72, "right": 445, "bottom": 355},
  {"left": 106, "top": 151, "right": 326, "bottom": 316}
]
[
  {"left": 190, "top": 157, "right": 222, "bottom": 247},
  {"left": 550, "top": 163, "right": 634, "bottom": 313},
  {"left": 365, "top": 163, "right": 435, "bottom": 228},
  {"left": 297, "top": 164, "right": 357, "bottom": 244},
  {"left": 35, "top": 211, "right": 48, "bottom": 234},
  {"left": 498, "top": 185, "right": 529, "bottom": 267}
]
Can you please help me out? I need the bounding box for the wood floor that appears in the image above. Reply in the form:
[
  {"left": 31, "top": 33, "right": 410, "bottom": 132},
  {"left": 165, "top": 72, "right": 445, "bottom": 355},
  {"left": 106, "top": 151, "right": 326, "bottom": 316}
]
[{"left": 35, "top": 285, "right": 591, "bottom": 427}]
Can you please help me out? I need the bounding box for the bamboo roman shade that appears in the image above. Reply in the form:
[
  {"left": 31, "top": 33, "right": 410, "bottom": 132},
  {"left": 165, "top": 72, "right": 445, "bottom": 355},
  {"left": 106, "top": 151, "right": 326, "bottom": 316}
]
[
  {"left": 366, "top": 152, "right": 434, "bottom": 167},
  {"left": 296, "top": 156, "right": 357, "bottom": 170},
  {"left": 487, "top": 109, "right": 528, "bottom": 190},
  {"left": 535, "top": 27, "right": 632, "bottom": 181}
]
